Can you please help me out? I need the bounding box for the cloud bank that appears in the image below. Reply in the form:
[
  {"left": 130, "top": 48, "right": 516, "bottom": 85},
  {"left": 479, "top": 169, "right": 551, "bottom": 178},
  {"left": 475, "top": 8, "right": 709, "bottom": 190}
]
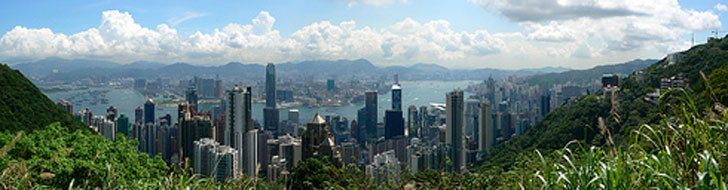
[
  {"left": 0, "top": 10, "right": 504, "bottom": 67},
  {"left": 0, "top": 1, "right": 721, "bottom": 69},
  {"left": 471, "top": 0, "right": 721, "bottom": 54}
]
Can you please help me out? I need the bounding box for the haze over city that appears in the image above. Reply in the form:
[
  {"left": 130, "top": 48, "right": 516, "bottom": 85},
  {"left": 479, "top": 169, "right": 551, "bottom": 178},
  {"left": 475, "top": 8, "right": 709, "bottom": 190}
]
[{"left": 1, "top": 0, "right": 726, "bottom": 69}]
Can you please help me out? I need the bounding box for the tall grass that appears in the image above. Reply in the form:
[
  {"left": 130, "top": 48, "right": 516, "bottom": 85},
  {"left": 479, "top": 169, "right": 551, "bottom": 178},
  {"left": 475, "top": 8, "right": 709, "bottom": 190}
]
[
  {"left": 524, "top": 88, "right": 728, "bottom": 189},
  {"left": 0, "top": 160, "right": 268, "bottom": 189}
]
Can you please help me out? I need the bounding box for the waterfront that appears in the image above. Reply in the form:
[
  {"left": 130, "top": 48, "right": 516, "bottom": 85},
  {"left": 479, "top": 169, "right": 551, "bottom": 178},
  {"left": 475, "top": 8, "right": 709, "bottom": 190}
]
[{"left": 44, "top": 80, "right": 477, "bottom": 125}]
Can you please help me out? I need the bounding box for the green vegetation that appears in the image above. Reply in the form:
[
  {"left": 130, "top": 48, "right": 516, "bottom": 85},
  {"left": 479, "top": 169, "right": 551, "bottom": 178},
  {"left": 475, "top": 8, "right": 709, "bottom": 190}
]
[
  {"left": 524, "top": 59, "right": 656, "bottom": 88},
  {"left": 0, "top": 64, "right": 86, "bottom": 132},
  {"left": 472, "top": 35, "right": 728, "bottom": 188},
  {"left": 522, "top": 90, "right": 727, "bottom": 189},
  {"left": 0, "top": 123, "right": 167, "bottom": 188}
]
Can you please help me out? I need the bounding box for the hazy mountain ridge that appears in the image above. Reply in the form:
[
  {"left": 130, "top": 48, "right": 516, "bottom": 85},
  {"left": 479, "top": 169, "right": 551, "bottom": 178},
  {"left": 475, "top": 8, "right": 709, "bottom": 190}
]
[
  {"left": 524, "top": 59, "right": 658, "bottom": 88},
  {"left": 12, "top": 58, "right": 577, "bottom": 82}
]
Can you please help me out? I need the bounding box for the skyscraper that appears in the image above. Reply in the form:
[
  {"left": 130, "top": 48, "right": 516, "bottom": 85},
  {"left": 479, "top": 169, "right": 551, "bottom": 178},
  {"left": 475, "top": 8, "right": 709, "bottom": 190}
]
[
  {"left": 350, "top": 120, "right": 360, "bottom": 143},
  {"left": 501, "top": 112, "right": 513, "bottom": 141},
  {"left": 264, "top": 108, "right": 279, "bottom": 136},
  {"left": 193, "top": 138, "right": 239, "bottom": 182},
  {"left": 486, "top": 75, "right": 496, "bottom": 107},
  {"left": 327, "top": 79, "right": 335, "bottom": 92},
  {"left": 288, "top": 109, "right": 299, "bottom": 124},
  {"left": 186, "top": 86, "right": 198, "bottom": 110},
  {"left": 118, "top": 114, "right": 130, "bottom": 137},
  {"left": 384, "top": 109, "right": 404, "bottom": 140},
  {"left": 465, "top": 99, "right": 480, "bottom": 141},
  {"left": 57, "top": 99, "right": 73, "bottom": 113},
  {"left": 225, "top": 86, "right": 257, "bottom": 176},
  {"left": 357, "top": 108, "right": 367, "bottom": 145},
  {"left": 478, "top": 99, "right": 493, "bottom": 153},
  {"left": 106, "top": 106, "right": 118, "bottom": 121},
  {"left": 407, "top": 106, "right": 418, "bottom": 138},
  {"left": 215, "top": 79, "right": 223, "bottom": 98},
  {"left": 419, "top": 106, "right": 428, "bottom": 139},
  {"left": 392, "top": 84, "right": 402, "bottom": 111},
  {"left": 265, "top": 63, "right": 279, "bottom": 137},
  {"left": 194, "top": 77, "right": 217, "bottom": 98},
  {"left": 365, "top": 91, "right": 378, "bottom": 140},
  {"left": 178, "top": 103, "right": 214, "bottom": 162},
  {"left": 226, "top": 86, "right": 244, "bottom": 147},
  {"left": 446, "top": 89, "right": 465, "bottom": 173},
  {"left": 266, "top": 63, "right": 276, "bottom": 108},
  {"left": 540, "top": 93, "right": 551, "bottom": 118},
  {"left": 133, "top": 107, "right": 143, "bottom": 124},
  {"left": 144, "top": 99, "right": 155, "bottom": 124}
]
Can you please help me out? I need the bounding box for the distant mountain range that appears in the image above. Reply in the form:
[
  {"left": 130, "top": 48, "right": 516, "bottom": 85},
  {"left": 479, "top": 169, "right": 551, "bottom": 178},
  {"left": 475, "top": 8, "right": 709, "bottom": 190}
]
[
  {"left": 12, "top": 57, "right": 573, "bottom": 82},
  {"left": 524, "top": 59, "right": 659, "bottom": 88}
]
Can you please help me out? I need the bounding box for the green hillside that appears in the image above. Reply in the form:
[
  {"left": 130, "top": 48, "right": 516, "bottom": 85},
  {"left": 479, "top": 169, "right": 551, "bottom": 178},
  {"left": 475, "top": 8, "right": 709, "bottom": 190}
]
[
  {"left": 524, "top": 59, "right": 656, "bottom": 88},
  {"left": 0, "top": 64, "right": 86, "bottom": 132},
  {"left": 474, "top": 36, "right": 728, "bottom": 188}
]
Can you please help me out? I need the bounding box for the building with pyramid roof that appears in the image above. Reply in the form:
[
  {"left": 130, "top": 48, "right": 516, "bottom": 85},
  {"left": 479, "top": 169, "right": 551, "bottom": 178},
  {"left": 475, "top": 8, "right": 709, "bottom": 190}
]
[{"left": 302, "top": 113, "right": 341, "bottom": 163}]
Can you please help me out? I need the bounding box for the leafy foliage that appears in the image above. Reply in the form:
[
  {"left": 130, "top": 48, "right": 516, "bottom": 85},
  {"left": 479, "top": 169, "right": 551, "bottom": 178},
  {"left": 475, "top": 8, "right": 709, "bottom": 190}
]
[
  {"left": 0, "top": 123, "right": 168, "bottom": 188},
  {"left": 475, "top": 35, "right": 728, "bottom": 188},
  {"left": 478, "top": 94, "right": 611, "bottom": 171},
  {"left": 0, "top": 64, "right": 86, "bottom": 132},
  {"left": 523, "top": 90, "right": 728, "bottom": 189}
]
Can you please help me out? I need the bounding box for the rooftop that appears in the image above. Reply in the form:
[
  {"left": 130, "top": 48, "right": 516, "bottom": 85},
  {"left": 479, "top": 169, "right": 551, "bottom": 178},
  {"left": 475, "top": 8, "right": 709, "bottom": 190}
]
[{"left": 309, "top": 113, "right": 326, "bottom": 124}]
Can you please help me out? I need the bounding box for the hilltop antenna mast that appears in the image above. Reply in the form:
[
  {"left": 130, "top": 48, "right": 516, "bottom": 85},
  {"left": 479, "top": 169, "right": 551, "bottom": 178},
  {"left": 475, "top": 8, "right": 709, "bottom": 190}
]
[{"left": 712, "top": 30, "right": 725, "bottom": 39}]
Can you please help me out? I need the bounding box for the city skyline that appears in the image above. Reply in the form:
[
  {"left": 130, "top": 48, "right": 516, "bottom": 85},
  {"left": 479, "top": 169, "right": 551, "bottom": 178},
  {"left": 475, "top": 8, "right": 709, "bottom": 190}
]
[
  {"left": 1, "top": 0, "right": 726, "bottom": 69},
  {"left": 3, "top": 1, "right": 728, "bottom": 188}
]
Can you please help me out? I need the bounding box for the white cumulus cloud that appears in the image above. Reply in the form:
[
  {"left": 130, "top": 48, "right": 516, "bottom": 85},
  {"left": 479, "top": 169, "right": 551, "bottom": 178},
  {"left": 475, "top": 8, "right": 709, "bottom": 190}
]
[
  {"left": 0, "top": 0, "right": 721, "bottom": 69},
  {"left": 472, "top": 0, "right": 721, "bottom": 56},
  {"left": 0, "top": 10, "right": 505, "bottom": 68},
  {"left": 715, "top": 3, "right": 728, "bottom": 11}
]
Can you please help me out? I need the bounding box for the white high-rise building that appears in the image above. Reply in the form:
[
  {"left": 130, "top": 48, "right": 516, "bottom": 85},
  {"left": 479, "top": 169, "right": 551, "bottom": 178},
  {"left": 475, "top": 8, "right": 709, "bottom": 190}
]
[
  {"left": 244, "top": 129, "right": 259, "bottom": 177},
  {"left": 193, "top": 138, "right": 239, "bottom": 182},
  {"left": 225, "top": 86, "right": 257, "bottom": 177},
  {"left": 366, "top": 150, "right": 400, "bottom": 182}
]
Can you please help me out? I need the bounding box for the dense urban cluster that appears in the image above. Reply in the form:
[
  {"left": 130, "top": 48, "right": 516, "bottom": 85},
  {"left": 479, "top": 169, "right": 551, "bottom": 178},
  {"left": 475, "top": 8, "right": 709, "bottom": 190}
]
[{"left": 54, "top": 56, "right": 642, "bottom": 184}]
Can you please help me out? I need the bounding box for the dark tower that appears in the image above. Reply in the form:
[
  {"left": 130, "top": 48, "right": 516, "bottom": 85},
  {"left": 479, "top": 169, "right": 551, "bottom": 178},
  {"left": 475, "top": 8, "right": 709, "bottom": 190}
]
[
  {"left": 384, "top": 109, "right": 404, "bottom": 140},
  {"left": 264, "top": 63, "right": 279, "bottom": 136},
  {"left": 364, "top": 91, "right": 377, "bottom": 140},
  {"left": 392, "top": 84, "right": 402, "bottom": 111},
  {"left": 266, "top": 63, "right": 276, "bottom": 108},
  {"left": 186, "top": 86, "right": 198, "bottom": 111},
  {"left": 540, "top": 93, "right": 551, "bottom": 118},
  {"left": 144, "top": 99, "right": 155, "bottom": 124}
]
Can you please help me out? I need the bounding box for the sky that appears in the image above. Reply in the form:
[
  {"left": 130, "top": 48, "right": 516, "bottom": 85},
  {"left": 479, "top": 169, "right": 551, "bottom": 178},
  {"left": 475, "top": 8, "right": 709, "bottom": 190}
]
[{"left": 0, "top": 0, "right": 726, "bottom": 69}]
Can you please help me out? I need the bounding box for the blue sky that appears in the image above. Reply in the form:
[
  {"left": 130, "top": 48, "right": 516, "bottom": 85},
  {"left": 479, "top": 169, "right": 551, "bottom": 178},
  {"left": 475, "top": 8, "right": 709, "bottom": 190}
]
[{"left": 0, "top": 0, "right": 726, "bottom": 69}]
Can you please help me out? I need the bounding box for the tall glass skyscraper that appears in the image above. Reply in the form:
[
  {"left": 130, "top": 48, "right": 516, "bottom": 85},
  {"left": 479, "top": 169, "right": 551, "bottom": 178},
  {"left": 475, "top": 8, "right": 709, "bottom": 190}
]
[
  {"left": 446, "top": 89, "right": 465, "bottom": 173},
  {"left": 144, "top": 99, "right": 155, "bottom": 124},
  {"left": 365, "top": 91, "right": 378, "bottom": 140},
  {"left": 266, "top": 63, "right": 276, "bottom": 108},
  {"left": 264, "top": 63, "right": 279, "bottom": 136},
  {"left": 392, "top": 84, "right": 401, "bottom": 111}
]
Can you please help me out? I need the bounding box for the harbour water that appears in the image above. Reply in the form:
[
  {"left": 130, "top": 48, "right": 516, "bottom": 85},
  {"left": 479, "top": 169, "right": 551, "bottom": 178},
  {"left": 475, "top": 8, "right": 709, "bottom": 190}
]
[{"left": 44, "top": 80, "right": 478, "bottom": 125}]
